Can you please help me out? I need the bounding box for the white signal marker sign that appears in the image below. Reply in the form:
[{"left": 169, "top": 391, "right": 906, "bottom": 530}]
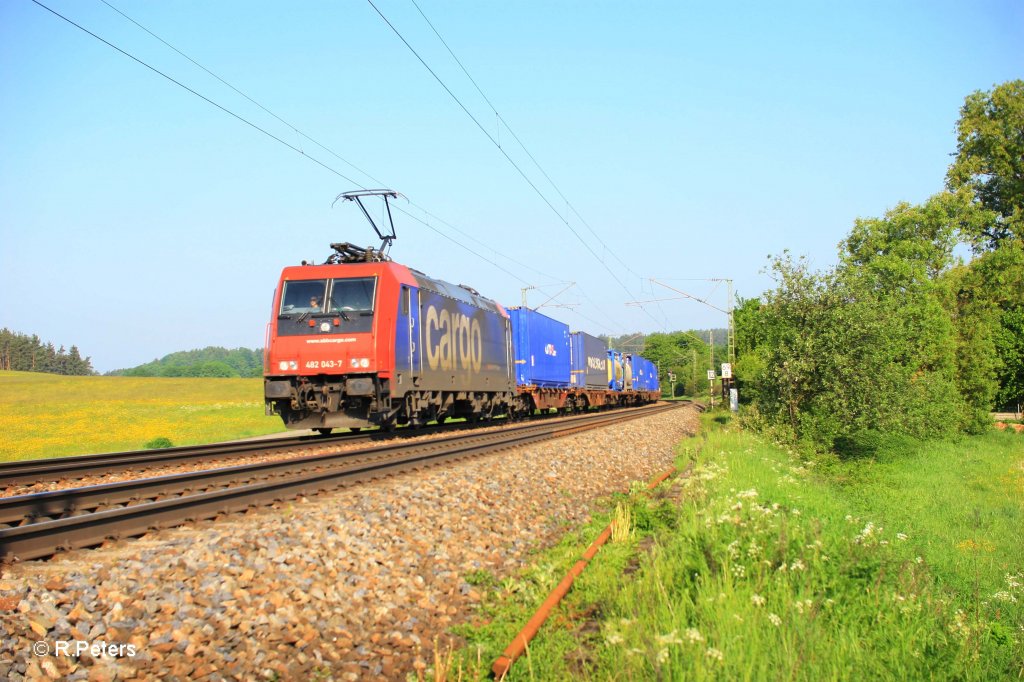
[{"left": 721, "top": 363, "right": 732, "bottom": 379}]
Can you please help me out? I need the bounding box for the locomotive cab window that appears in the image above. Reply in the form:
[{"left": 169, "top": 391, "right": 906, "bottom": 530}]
[
  {"left": 328, "top": 277, "right": 376, "bottom": 315},
  {"left": 276, "top": 277, "right": 376, "bottom": 336},
  {"left": 279, "top": 279, "right": 328, "bottom": 315}
]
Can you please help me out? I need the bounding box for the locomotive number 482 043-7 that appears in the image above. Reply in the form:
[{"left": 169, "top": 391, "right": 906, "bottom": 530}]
[{"left": 305, "top": 360, "right": 340, "bottom": 369}]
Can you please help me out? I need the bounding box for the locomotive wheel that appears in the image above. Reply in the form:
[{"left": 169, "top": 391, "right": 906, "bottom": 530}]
[
  {"left": 350, "top": 427, "right": 362, "bottom": 433},
  {"left": 315, "top": 428, "right": 333, "bottom": 436}
]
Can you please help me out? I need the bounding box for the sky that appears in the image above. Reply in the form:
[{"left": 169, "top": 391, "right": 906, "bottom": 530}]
[{"left": 1, "top": 0, "right": 1021, "bottom": 372}]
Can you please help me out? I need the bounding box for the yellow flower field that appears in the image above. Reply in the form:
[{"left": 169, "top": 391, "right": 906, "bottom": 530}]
[{"left": 0, "top": 371, "right": 287, "bottom": 462}]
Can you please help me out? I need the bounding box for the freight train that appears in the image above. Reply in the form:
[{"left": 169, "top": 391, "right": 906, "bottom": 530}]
[{"left": 263, "top": 240, "right": 661, "bottom": 434}]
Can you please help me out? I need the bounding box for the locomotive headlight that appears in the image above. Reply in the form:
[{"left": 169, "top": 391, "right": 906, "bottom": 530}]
[
  {"left": 350, "top": 358, "right": 359, "bottom": 368},
  {"left": 288, "top": 361, "right": 298, "bottom": 370},
  {"left": 278, "top": 361, "right": 289, "bottom": 371},
  {"left": 359, "top": 358, "right": 369, "bottom": 368}
]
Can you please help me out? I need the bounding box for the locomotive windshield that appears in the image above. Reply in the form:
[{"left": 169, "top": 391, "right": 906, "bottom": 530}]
[
  {"left": 279, "top": 279, "right": 328, "bottom": 315},
  {"left": 328, "top": 277, "right": 376, "bottom": 314},
  {"left": 277, "top": 277, "right": 376, "bottom": 336}
]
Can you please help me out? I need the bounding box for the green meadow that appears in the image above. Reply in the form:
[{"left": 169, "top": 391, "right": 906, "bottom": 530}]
[
  {"left": 449, "top": 413, "right": 1023, "bottom": 680},
  {"left": 0, "top": 371, "right": 285, "bottom": 461}
]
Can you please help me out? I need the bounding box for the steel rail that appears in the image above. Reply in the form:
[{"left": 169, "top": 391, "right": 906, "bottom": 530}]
[
  {"left": 0, "top": 403, "right": 680, "bottom": 562},
  {"left": 0, "top": 401, "right": 679, "bottom": 487},
  {"left": 0, "top": 431, "right": 370, "bottom": 486}
]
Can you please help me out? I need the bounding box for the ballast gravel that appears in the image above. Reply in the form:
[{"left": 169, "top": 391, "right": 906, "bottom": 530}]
[{"left": 0, "top": 406, "right": 698, "bottom": 681}]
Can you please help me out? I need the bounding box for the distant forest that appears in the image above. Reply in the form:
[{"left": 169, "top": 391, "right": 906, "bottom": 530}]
[
  {"left": 107, "top": 347, "right": 263, "bottom": 378},
  {"left": 0, "top": 329, "right": 95, "bottom": 375}
]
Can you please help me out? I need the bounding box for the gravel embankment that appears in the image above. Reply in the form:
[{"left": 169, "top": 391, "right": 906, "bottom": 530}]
[{"left": 0, "top": 406, "right": 698, "bottom": 681}]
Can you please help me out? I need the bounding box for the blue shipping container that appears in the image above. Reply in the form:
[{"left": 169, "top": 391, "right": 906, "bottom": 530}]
[
  {"left": 632, "top": 355, "right": 659, "bottom": 392},
  {"left": 509, "top": 308, "right": 571, "bottom": 388},
  {"left": 570, "top": 332, "right": 609, "bottom": 389}
]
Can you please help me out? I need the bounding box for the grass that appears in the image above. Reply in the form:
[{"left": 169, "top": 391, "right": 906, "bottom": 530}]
[
  {"left": 442, "top": 412, "right": 1023, "bottom": 680},
  {"left": 0, "top": 370, "right": 286, "bottom": 461}
]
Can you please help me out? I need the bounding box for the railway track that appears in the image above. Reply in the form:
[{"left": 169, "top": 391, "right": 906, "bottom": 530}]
[
  {"left": 0, "top": 402, "right": 692, "bottom": 488},
  {"left": 0, "top": 402, "right": 681, "bottom": 562},
  {"left": 0, "top": 425, "right": 426, "bottom": 488}
]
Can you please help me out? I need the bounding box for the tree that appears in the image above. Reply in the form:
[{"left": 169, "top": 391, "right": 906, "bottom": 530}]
[
  {"left": 642, "top": 331, "right": 709, "bottom": 397},
  {"left": 0, "top": 330, "right": 95, "bottom": 375},
  {"left": 946, "top": 79, "right": 1024, "bottom": 249},
  {"left": 737, "top": 195, "right": 978, "bottom": 449},
  {"left": 946, "top": 80, "right": 1024, "bottom": 408}
]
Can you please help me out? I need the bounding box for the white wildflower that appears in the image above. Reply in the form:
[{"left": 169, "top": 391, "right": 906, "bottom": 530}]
[
  {"left": 655, "top": 630, "right": 683, "bottom": 646},
  {"left": 751, "top": 594, "right": 766, "bottom": 607},
  {"left": 683, "top": 628, "right": 704, "bottom": 644},
  {"left": 896, "top": 532, "right": 908, "bottom": 541},
  {"left": 605, "top": 631, "right": 624, "bottom": 646},
  {"left": 705, "top": 647, "right": 724, "bottom": 662},
  {"left": 790, "top": 559, "right": 806, "bottom": 572},
  {"left": 768, "top": 613, "right": 782, "bottom": 627}
]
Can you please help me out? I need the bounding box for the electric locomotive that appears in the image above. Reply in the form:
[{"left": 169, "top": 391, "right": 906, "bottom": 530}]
[
  {"left": 264, "top": 191, "right": 516, "bottom": 433},
  {"left": 264, "top": 189, "right": 662, "bottom": 433}
]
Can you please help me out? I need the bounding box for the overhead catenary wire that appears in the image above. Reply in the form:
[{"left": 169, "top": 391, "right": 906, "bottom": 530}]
[
  {"left": 100, "top": 0, "right": 621, "bottom": 326},
  {"left": 407, "top": 0, "right": 645, "bottom": 282},
  {"left": 366, "top": 0, "right": 666, "bottom": 333},
  {"left": 96, "top": 0, "right": 562, "bottom": 287},
  {"left": 29, "top": 0, "right": 362, "bottom": 188},
  {"left": 36, "top": 0, "right": 542, "bottom": 288},
  {"left": 38, "top": 0, "right": 643, "bottom": 337}
]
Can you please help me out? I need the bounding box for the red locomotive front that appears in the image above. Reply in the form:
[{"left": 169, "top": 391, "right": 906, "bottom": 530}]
[{"left": 264, "top": 246, "right": 415, "bottom": 432}]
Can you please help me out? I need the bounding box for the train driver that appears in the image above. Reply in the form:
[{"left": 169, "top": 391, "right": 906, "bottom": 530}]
[{"left": 309, "top": 296, "right": 321, "bottom": 311}]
